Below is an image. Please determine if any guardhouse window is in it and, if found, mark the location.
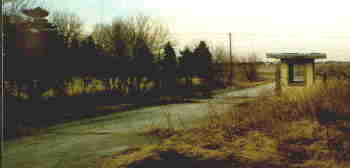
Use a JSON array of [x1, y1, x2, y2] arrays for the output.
[[288, 64, 305, 84]]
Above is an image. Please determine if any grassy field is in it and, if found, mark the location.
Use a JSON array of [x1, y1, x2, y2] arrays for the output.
[[101, 79, 350, 168]]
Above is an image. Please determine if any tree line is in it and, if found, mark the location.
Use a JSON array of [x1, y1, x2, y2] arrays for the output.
[[4, 3, 227, 100], [3, 0, 263, 139]]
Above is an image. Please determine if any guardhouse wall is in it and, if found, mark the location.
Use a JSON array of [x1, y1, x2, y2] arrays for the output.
[[305, 62, 315, 87], [275, 60, 315, 93]]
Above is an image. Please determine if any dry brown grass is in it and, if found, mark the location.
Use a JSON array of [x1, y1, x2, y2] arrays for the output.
[[224, 80, 350, 131], [232, 79, 273, 89], [102, 80, 350, 168]]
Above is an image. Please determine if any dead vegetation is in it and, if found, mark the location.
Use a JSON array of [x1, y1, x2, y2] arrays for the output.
[[101, 79, 350, 168]]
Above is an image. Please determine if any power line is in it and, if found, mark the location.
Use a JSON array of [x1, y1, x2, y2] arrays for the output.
[[229, 32, 233, 82], [170, 32, 228, 35], [168, 32, 350, 39], [100, 0, 104, 24]]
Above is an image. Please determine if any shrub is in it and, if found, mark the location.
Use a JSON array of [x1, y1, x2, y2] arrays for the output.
[[222, 80, 350, 133]]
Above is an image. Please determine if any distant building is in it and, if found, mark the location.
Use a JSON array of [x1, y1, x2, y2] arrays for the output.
[[266, 52, 327, 94]]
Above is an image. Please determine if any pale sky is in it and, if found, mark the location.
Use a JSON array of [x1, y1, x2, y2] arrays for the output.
[[43, 0, 350, 61]]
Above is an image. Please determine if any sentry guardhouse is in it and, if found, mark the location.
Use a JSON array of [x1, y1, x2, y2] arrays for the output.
[[266, 53, 327, 93]]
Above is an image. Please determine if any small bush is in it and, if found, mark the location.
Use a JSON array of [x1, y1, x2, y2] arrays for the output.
[[223, 80, 350, 132]]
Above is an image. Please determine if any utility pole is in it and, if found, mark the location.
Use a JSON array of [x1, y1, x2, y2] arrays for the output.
[[229, 32, 233, 83], [101, 0, 104, 23]]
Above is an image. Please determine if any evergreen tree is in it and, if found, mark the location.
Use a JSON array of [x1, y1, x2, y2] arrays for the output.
[[193, 41, 212, 78], [180, 47, 194, 88], [46, 22, 70, 79], [70, 35, 80, 56], [80, 36, 100, 76], [162, 42, 177, 90], [193, 41, 213, 96], [133, 38, 155, 94], [47, 23, 68, 58], [81, 36, 98, 57]]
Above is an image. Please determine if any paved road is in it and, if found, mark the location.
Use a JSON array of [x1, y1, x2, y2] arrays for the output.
[[215, 83, 274, 98], [3, 83, 274, 168]]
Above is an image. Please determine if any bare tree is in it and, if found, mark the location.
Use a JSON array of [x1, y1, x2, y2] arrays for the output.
[[118, 14, 169, 54], [90, 14, 171, 95], [240, 53, 260, 81], [211, 44, 229, 63], [3, 0, 43, 15], [48, 11, 84, 46], [91, 23, 112, 52], [210, 45, 232, 86], [92, 14, 171, 56]]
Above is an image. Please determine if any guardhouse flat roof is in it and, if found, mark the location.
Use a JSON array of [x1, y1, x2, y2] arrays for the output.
[[266, 52, 327, 59]]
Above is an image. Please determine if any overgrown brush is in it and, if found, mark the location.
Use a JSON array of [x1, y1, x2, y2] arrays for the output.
[[102, 80, 350, 168], [317, 63, 350, 80], [194, 79, 350, 166], [215, 80, 350, 133]]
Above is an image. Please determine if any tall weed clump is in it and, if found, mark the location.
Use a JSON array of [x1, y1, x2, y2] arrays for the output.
[[202, 80, 350, 166], [215, 80, 350, 136], [102, 80, 350, 168]]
